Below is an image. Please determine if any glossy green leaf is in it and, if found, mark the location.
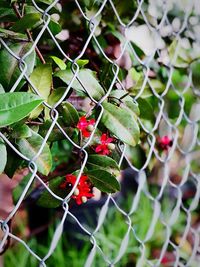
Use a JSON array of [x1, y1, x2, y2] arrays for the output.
[[87, 170, 120, 193], [54, 68, 105, 100], [29, 64, 52, 118], [0, 43, 36, 91], [49, 20, 62, 35], [109, 90, 140, 119], [51, 56, 66, 70], [0, 92, 43, 127], [61, 101, 79, 126], [11, 13, 41, 32], [17, 131, 52, 175], [87, 154, 120, 176], [37, 176, 65, 208], [0, 138, 7, 174], [102, 102, 140, 146]]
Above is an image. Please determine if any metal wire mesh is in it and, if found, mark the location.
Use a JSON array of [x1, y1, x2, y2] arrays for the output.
[[0, 0, 200, 266]]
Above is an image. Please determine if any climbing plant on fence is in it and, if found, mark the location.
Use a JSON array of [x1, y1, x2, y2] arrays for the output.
[[0, 0, 200, 266]]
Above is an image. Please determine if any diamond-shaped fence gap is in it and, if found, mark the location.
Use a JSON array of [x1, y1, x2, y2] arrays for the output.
[[4, 233, 44, 266], [92, 201, 132, 263]]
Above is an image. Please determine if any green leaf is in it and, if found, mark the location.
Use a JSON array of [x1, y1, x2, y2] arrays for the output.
[[0, 42, 36, 91], [0, 28, 27, 41], [102, 102, 140, 146], [44, 87, 66, 120], [54, 68, 105, 100], [35, 0, 55, 4], [191, 61, 200, 89], [0, 138, 7, 174], [0, 7, 16, 22], [49, 19, 62, 35], [11, 13, 41, 32], [61, 101, 79, 126], [109, 90, 140, 120], [39, 119, 71, 142], [0, 92, 43, 127], [37, 176, 65, 208], [76, 59, 89, 67], [87, 154, 120, 176], [12, 173, 33, 204], [86, 170, 120, 193], [17, 131, 52, 175], [29, 64, 52, 118], [4, 146, 23, 178], [51, 56, 66, 70], [137, 98, 154, 121], [11, 124, 32, 139]]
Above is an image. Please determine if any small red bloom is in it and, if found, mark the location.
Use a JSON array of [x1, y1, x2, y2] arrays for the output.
[[60, 174, 94, 205], [77, 116, 95, 138], [95, 133, 114, 155], [157, 135, 173, 151]]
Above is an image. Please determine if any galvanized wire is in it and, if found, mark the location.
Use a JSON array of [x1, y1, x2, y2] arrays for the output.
[[0, 0, 200, 266]]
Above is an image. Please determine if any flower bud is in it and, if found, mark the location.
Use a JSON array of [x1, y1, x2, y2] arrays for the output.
[[86, 125, 94, 132], [74, 188, 80, 196], [107, 143, 115, 150], [81, 196, 87, 203]]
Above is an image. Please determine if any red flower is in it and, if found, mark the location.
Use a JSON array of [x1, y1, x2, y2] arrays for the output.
[[157, 136, 173, 151], [95, 133, 115, 155], [60, 174, 94, 205], [77, 116, 95, 138]]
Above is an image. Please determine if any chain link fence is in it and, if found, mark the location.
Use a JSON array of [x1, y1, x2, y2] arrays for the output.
[[0, 0, 200, 266]]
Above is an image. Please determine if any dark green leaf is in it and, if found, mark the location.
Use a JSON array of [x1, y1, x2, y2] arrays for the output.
[[54, 68, 105, 100], [87, 170, 120, 193], [4, 146, 23, 178], [102, 102, 140, 146], [37, 176, 65, 208], [49, 19, 62, 35], [191, 61, 200, 89], [39, 119, 72, 142], [137, 98, 154, 121], [0, 42, 36, 91], [0, 92, 43, 127], [17, 131, 52, 175], [87, 154, 120, 176], [11, 13, 41, 33], [61, 101, 79, 126], [0, 7, 16, 22], [0, 138, 7, 174]]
